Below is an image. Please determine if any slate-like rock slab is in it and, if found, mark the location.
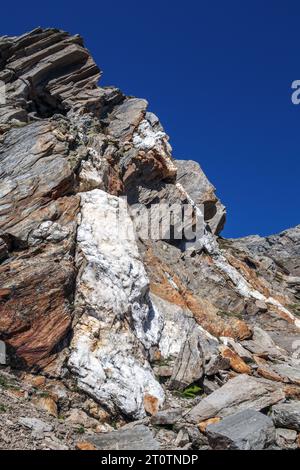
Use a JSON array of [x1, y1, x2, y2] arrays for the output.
[[185, 374, 284, 423], [151, 408, 183, 426], [271, 364, 300, 385], [271, 402, 300, 431], [89, 424, 160, 450], [206, 409, 275, 450]]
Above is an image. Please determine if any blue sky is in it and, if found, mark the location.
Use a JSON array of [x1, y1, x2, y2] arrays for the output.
[[1, 0, 299, 237]]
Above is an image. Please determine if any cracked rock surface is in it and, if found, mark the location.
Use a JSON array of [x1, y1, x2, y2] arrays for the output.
[[0, 28, 299, 450]]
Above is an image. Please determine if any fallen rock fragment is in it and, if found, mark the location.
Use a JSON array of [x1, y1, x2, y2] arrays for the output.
[[185, 374, 285, 423], [32, 396, 58, 417], [275, 428, 298, 449], [242, 327, 287, 359], [144, 394, 159, 416], [175, 159, 226, 235], [88, 424, 160, 450], [150, 408, 183, 426], [220, 337, 254, 363], [271, 402, 300, 431], [270, 364, 300, 385], [220, 346, 252, 374], [198, 417, 221, 433], [254, 356, 284, 382], [206, 409, 275, 450], [76, 441, 97, 451]]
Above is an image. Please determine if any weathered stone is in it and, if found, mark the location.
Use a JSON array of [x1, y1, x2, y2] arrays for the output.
[[18, 417, 53, 436], [271, 402, 300, 431], [150, 408, 183, 426], [230, 225, 300, 277], [89, 424, 160, 450], [68, 190, 164, 419], [1, 28, 300, 452], [43, 437, 69, 451], [185, 374, 285, 423], [33, 397, 58, 417], [275, 428, 298, 449], [206, 409, 275, 450], [150, 293, 220, 390], [198, 417, 221, 433], [270, 364, 300, 385], [220, 346, 252, 374], [257, 365, 284, 382], [65, 409, 100, 431], [168, 329, 205, 390], [174, 429, 190, 448], [220, 337, 254, 363], [242, 326, 287, 359], [202, 378, 220, 394], [144, 394, 159, 416], [176, 160, 226, 235], [205, 354, 231, 376], [0, 28, 102, 122]]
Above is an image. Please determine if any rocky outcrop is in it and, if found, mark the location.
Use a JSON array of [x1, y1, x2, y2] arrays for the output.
[[0, 28, 299, 450], [0, 27, 102, 124], [68, 189, 164, 419], [176, 159, 226, 235]]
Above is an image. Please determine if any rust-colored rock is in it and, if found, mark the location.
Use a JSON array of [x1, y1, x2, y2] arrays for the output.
[[220, 346, 252, 375], [254, 357, 284, 382], [198, 417, 221, 433], [284, 385, 300, 399], [33, 396, 58, 417], [76, 441, 97, 451], [144, 394, 159, 416], [145, 247, 252, 341]]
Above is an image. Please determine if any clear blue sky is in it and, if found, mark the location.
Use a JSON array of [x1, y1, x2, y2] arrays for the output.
[[1, 0, 299, 237]]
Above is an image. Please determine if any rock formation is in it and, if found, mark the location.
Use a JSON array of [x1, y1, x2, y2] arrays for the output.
[[0, 28, 299, 450]]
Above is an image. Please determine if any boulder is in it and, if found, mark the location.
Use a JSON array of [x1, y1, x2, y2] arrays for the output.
[[151, 408, 183, 426], [271, 402, 300, 431], [88, 424, 160, 450], [206, 409, 275, 450], [185, 374, 285, 423]]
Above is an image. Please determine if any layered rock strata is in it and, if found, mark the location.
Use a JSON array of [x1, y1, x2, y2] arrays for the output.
[[0, 29, 299, 450]]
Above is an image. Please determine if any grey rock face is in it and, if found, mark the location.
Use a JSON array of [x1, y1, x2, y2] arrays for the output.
[[176, 159, 226, 235], [242, 326, 286, 359], [206, 409, 275, 450], [271, 402, 300, 431], [229, 225, 300, 276], [185, 374, 285, 423], [0, 27, 102, 124], [89, 424, 160, 450], [151, 293, 220, 390], [226, 226, 300, 309]]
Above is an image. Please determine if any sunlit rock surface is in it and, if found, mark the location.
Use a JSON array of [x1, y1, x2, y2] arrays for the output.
[[0, 28, 299, 449]]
